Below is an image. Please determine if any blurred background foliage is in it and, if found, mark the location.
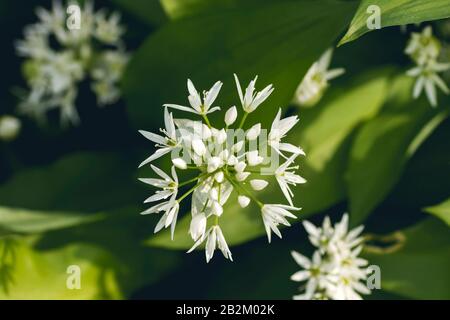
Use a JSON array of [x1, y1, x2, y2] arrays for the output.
[[0, 0, 449, 299]]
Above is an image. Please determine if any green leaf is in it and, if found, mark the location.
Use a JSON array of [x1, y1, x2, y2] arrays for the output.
[[160, 0, 285, 20], [33, 206, 183, 295], [364, 218, 450, 299], [340, 0, 450, 45], [145, 69, 391, 249], [0, 206, 105, 234], [0, 152, 144, 212], [347, 76, 449, 225], [123, 0, 359, 130], [110, 0, 167, 26], [424, 198, 450, 226], [0, 237, 122, 299]]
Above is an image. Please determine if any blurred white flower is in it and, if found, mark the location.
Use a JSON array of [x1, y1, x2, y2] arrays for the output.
[[291, 251, 336, 300], [294, 49, 344, 107], [94, 10, 124, 44], [405, 26, 450, 107], [407, 59, 450, 107], [0, 116, 22, 142], [91, 50, 129, 106], [290, 214, 370, 300], [15, 0, 129, 125], [405, 26, 441, 66], [139, 76, 305, 262]]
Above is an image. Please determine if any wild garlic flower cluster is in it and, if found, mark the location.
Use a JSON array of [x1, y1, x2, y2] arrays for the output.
[[15, 1, 129, 125], [294, 49, 345, 107], [405, 26, 450, 107], [139, 74, 306, 262], [291, 214, 371, 300]]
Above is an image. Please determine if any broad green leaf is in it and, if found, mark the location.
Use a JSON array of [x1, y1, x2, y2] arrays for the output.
[[0, 212, 182, 299], [160, 0, 287, 20], [363, 218, 450, 299], [0, 206, 104, 234], [347, 76, 449, 225], [0, 237, 122, 299], [31, 205, 183, 296], [110, 0, 167, 26], [390, 117, 450, 210], [145, 69, 390, 249], [123, 0, 358, 130], [0, 152, 144, 213], [340, 0, 450, 45], [424, 198, 450, 226]]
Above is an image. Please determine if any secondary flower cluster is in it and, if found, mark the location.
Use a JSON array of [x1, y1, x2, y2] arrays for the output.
[[139, 75, 306, 262], [15, 1, 129, 125], [291, 214, 371, 300], [294, 49, 344, 107], [405, 26, 450, 107]]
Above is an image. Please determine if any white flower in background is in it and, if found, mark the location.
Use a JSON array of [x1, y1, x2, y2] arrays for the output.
[[91, 50, 129, 106], [405, 26, 450, 107], [94, 10, 124, 44], [291, 251, 336, 300], [294, 48, 345, 107], [139, 76, 305, 262], [290, 214, 371, 300], [407, 60, 450, 107], [405, 26, 441, 66], [15, 0, 129, 125], [0, 116, 22, 142]]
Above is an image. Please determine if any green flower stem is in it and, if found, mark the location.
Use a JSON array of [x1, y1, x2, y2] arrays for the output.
[[177, 179, 206, 203], [178, 171, 211, 187], [202, 114, 212, 128], [238, 112, 249, 129], [224, 171, 263, 208]]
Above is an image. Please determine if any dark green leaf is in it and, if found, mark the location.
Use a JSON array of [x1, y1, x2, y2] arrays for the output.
[[123, 0, 358, 130], [0, 152, 144, 213], [364, 218, 450, 299], [110, 0, 167, 26], [0, 206, 105, 234], [347, 76, 449, 225]]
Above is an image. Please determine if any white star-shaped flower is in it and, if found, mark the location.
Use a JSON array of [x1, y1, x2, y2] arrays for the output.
[[139, 107, 180, 167], [165, 79, 222, 116]]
